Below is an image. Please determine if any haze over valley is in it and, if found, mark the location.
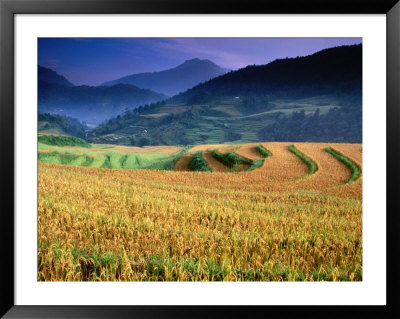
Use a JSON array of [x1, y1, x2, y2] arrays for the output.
[[39, 43, 362, 145]]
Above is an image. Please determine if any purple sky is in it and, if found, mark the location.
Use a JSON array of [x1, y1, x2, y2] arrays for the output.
[[38, 38, 362, 86]]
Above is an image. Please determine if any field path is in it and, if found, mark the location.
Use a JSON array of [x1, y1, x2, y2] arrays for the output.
[[203, 151, 230, 172]]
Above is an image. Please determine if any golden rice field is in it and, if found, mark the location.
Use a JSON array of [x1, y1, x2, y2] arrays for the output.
[[38, 142, 362, 281]]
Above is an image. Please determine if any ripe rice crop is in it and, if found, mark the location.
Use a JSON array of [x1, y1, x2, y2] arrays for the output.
[[38, 142, 362, 281], [202, 151, 230, 172], [329, 143, 362, 165], [235, 143, 267, 160], [174, 155, 193, 171], [288, 144, 318, 178], [325, 147, 362, 184]]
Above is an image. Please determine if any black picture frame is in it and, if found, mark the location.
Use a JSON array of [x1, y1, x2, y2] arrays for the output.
[[1, 0, 399, 318]]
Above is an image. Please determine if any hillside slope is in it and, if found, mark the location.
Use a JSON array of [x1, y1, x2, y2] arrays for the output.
[[171, 44, 361, 103], [38, 81, 167, 126], [88, 45, 362, 146], [38, 66, 74, 87], [38, 113, 89, 137]]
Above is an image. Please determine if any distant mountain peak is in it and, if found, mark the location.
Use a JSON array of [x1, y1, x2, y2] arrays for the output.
[[102, 59, 229, 96], [182, 58, 210, 66], [184, 58, 201, 64]]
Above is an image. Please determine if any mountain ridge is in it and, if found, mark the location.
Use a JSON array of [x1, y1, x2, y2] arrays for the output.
[[170, 44, 362, 103], [38, 65, 75, 87], [102, 58, 230, 96]]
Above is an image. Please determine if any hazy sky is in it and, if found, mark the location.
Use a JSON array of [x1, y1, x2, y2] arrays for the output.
[[38, 38, 362, 86]]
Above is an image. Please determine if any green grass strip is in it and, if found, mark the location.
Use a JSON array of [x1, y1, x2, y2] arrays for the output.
[[109, 153, 123, 169], [288, 144, 318, 178], [119, 154, 128, 168], [69, 156, 87, 167], [39, 146, 192, 171], [38, 151, 62, 164], [101, 155, 112, 168], [81, 156, 95, 167], [248, 158, 265, 171], [189, 152, 213, 172], [122, 154, 140, 169], [89, 155, 106, 168], [210, 150, 253, 171], [256, 144, 273, 158], [324, 147, 362, 184], [38, 151, 82, 165]]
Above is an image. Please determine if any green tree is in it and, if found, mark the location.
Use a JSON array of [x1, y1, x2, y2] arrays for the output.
[[129, 135, 137, 146], [124, 107, 132, 118], [138, 136, 151, 147]]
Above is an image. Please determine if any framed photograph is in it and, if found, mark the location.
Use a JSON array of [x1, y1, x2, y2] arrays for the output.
[[1, 0, 399, 318]]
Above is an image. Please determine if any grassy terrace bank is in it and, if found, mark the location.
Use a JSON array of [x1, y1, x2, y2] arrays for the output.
[[189, 152, 213, 172], [288, 144, 318, 178], [256, 144, 273, 158], [38, 145, 191, 171], [325, 147, 362, 184], [210, 150, 253, 172]]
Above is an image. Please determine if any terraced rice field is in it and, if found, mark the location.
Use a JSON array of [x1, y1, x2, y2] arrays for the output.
[[38, 141, 362, 281], [235, 143, 263, 160], [38, 142, 185, 171], [330, 143, 362, 164], [177, 142, 362, 198], [259, 143, 309, 182]]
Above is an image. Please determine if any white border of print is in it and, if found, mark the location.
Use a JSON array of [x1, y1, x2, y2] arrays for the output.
[[15, 14, 386, 305]]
